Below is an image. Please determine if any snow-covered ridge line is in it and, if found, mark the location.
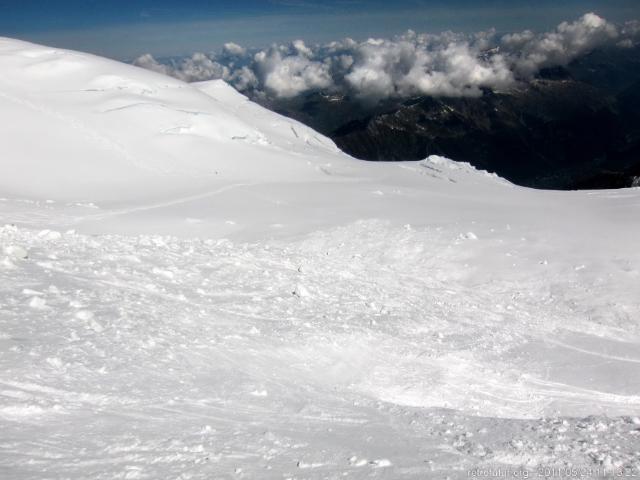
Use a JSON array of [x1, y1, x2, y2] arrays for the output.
[[418, 155, 513, 185], [0, 37, 346, 204], [0, 36, 521, 238]]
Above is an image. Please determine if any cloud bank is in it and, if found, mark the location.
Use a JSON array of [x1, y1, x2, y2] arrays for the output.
[[134, 13, 640, 100]]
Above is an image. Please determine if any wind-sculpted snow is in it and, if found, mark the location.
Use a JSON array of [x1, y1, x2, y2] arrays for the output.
[[1, 218, 640, 478], [1, 38, 640, 478]]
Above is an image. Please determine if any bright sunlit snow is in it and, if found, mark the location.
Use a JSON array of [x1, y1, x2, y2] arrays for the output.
[[1, 38, 639, 478]]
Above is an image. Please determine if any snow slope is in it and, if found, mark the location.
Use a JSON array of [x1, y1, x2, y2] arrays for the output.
[[0, 38, 340, 203], [1, 38, 640, 479]]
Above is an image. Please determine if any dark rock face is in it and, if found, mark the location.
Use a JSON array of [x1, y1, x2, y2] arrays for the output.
[[258, 46, 640, 190], [331, 81, 631, 189]]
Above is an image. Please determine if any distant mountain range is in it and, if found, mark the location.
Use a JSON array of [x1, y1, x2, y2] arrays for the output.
[[259, 46, 640, 190]]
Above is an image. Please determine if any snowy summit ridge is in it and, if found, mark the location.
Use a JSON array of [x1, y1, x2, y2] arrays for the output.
[[0, 37, 340, 203]]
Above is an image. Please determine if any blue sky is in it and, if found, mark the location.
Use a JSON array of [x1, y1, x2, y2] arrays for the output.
[[1, 0, 639, 59]]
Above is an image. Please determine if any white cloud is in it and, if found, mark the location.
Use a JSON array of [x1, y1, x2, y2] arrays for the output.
[[341, 36, 514, 99], [228, 65, 258, 91], [132, 53, 174, 77], [399, 43, 514, 97], [292, 39, 313, 58], [252, 43, 333, 98], [223, 42, 246, 57], [133, 52, 229, 83], [179, 53, 230, 82], [133, 13, 637, 100], [501, 30, 536, 50], [505, 13, 619, 76]]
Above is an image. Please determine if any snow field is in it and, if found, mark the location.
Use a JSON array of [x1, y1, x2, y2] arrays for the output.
[[1, 218, 639, 478]]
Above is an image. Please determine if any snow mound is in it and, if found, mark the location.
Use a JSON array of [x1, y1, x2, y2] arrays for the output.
[[0, 38, 343, 203], [418, 155, 513, 185]]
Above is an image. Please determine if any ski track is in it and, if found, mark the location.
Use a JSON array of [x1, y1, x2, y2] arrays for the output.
[[1, 221, 639, 479], [77, 182, 259, 222]]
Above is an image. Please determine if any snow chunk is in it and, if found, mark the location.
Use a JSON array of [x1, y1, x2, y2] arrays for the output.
[[3, 245, 28, 260], [349, 456, 369, 467], [0, 257, 16, 269], [37, 229, 62, 241], [88, 320, 104, 332], [28, 296, 47, 309], [1, 224, 18, 234], [297, 460, 324, 469], [75, 310, 94, 321], [371, 458, 393, 468], [292, 284, 310, 298], [152, 267, 175, 280], [22, 288, 43, 296], [46, 357, 64, 369], [460, 232, 478, 240]]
